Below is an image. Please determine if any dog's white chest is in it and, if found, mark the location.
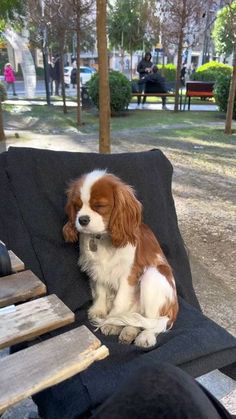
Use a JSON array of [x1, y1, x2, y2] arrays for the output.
[[79, 234, 136, 290]]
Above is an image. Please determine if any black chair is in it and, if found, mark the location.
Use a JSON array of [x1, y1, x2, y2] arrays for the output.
[[0, 147, 235, 419]]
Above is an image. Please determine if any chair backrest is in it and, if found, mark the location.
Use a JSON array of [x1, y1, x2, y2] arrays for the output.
[[0, 148, 200, 312], [186, 81, 214, 93]]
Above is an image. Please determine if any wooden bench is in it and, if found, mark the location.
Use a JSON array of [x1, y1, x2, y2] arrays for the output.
[[183, 81, 215, 110], [131, 92, 182, 110], [0, 247, 109, 415]]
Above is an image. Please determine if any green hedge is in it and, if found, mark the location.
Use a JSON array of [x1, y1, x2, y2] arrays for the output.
[[88, 70, 131, 113], [214, 73, 236, 119], [15, 66, 44, 79], [36, 67, 45, 77], [161, 63, 176, 83], [191, 61, 232, 81], [0, 82, 7, 102]]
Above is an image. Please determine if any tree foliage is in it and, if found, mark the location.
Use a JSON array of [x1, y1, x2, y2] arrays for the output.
[[212, 0, 236, 56], [0, 0, 23, 20], [160, 0, 207, 46], [26, 0, 95, 121], [26, 0, 95, 54], [160, 0, 208, 111], [108, 0, 160, 53]]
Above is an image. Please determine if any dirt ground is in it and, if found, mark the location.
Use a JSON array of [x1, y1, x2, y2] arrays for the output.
[[112, 127, 236, 335]]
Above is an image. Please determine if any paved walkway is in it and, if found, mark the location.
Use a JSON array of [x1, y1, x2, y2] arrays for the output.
[[4, 95, 219, 112], [129, 102, 219, 112]]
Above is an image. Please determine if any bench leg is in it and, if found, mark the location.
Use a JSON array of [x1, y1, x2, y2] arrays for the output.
[[188, 96, 191, 111], [179, 92, 183, 111], [183, 96, 187, 111]]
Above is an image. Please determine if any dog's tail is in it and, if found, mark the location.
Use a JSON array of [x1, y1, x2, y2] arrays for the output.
[[93, 313, 169, 334]]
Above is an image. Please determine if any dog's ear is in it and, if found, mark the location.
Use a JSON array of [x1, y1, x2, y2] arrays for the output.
[[109, 181, 142, 247], [63, 221, 78, 243], [62, 180, 80, 243]]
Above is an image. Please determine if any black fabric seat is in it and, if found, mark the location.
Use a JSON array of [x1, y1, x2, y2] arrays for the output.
[[0, 147, 235, 419]]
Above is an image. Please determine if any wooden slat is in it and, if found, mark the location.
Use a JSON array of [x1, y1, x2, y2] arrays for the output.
[[0, 270, 46, 308], [0, 294, 74, 349], [0, 326, 109, 414], [8, 250, 25, 272]]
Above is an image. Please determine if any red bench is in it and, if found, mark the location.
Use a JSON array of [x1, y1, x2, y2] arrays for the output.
[[184, 81, 214, 110]]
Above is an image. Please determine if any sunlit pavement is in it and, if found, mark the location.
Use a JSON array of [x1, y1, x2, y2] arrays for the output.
[[128, 102, 219, 111]]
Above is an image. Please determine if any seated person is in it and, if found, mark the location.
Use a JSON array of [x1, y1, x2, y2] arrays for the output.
[[139, 65, 169, 110]]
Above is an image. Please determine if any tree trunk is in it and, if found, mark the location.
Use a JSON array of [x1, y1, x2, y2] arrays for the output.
[[96, 0, 111, 153], [59, 32, 67, 115], [225, 48, 236, 134], [0, 101, 5, 141], [76, 12, 82, 125], [130, 51, 133, 80], [120, 47, 125, 73], [59, 51, 67, 114], [174, 29, 184, 112]]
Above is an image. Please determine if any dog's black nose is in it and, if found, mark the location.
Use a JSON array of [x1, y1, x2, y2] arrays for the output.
[[79, 215, 90, 226]]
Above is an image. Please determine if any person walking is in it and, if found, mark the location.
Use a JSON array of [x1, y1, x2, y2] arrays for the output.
[[49, 57, 56, 95], [4, 63, 17, 96], [136, 51, 153, 107], [53, 54, 62, 96], [70, 67, 77, 88], [180, 63, 187, 86]]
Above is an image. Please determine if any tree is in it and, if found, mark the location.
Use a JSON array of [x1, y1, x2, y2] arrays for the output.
[[0, 100, 5, 142], [26, 0, 95, 123], [108, 0, 160, 78], [67, 0, 95, 125], [97, 0, 110, 153], [212, 0, 236, 134], [160, 0, 207, 111], [26, 0, 70, 113], [0, 0, 23, 141]]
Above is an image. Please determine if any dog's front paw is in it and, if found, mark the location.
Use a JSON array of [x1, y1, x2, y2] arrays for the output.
[[88, 306, 107, 321], [101, 324, 123, 336], [134, 330, 156, 348], [119, 326, 140, 344]]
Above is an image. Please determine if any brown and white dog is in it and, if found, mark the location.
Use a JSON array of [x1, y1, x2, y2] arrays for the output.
[[63, 170, 179, 348]]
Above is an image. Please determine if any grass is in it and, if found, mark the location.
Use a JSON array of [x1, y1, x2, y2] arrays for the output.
[[3, 103, 229, 132], [144, 126, 235, 176], [2, 102, 235, 180]]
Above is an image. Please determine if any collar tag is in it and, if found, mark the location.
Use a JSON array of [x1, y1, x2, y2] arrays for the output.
[[89, 236, 99, 252]]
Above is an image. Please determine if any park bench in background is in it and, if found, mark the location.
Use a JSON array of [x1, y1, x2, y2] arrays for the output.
[[131, 80, 183, 110], [184, 81, 215, 110], [0, 244, 109, 415], [131, 92, 183, 109]]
